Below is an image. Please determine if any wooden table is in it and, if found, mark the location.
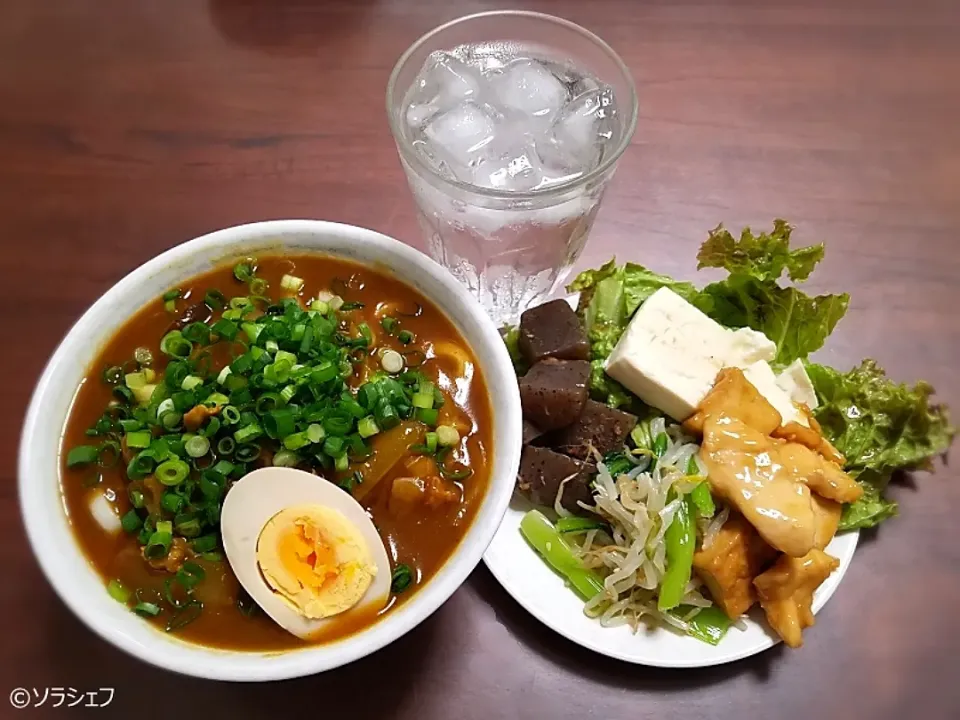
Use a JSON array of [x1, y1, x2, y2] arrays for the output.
[[2, 1, 958, 717]]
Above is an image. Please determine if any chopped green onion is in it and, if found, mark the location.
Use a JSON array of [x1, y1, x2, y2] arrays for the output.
[[161, 493, 184, 514], [334, 454, 349, 472], [107, 579, 130, 603], [144, 530, 173, 559], [133, 602, 161, 617], [180, 375, 203, 391], [323, 435, 346, 457], [125, 431, 152, 449], [249, 278, 268, 296], [307, 424, 326, 443], [120, 510, 142, 533], [165, 599, 203, 632], [233, 260, 255, 283], [66, 445, 99, 468], [192, 535, 218, 553], [204, 289, 226, 310], [216, 436, 236, 455], [156, 459, 190, 486], [381, 316, 399, 334], [436, 425, 460, 447], [221, 405, 241, 425], [185, 435, 210, 458], [283, 431, 311, 451], [273, 449, 300, 467], [414, 407, 438, 427], [162, 289, 182, 302], [280, 274, 304, 292], [234, 422, 263, 444], [159, 330, 193, 359], [412, 392, 434, 410], [425, 432, 438, 453], [391, 564, 413, 593], [357, 416, 380, 439], [211, 318, 239, 341], [311, 299, 330, 315], [263, 409, 296, 439], [398, 330, 415, 345]]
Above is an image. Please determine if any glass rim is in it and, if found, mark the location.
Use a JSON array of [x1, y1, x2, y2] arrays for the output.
[[386, 10, 639, 203]]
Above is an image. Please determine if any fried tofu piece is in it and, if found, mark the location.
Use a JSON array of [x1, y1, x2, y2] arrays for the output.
[[754, 548, 839, 648], [684, 367, 782, 437], [693, 513, 777, 618]]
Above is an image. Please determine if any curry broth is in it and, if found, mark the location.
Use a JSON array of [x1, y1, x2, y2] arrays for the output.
[[60, 255, 493, 651]]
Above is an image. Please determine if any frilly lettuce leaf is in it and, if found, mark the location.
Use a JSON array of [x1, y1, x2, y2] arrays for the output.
[[838, 474, 898, 530], [696, 276, 849, 367], [808, 360, 955, 531], [693, 221, 849, 366], [696, 219, 824, 283], [808, 360, 954, 476]]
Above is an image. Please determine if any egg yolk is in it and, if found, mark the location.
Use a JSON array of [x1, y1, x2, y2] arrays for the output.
[[276, 519, 340, 592], [255, 505, 377, 619]]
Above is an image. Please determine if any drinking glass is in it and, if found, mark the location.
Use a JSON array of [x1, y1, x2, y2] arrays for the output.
[[387, 11, 638, 326]]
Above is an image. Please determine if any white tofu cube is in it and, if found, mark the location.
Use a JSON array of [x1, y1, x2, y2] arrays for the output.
[[604, 287, 737, 420], [728, 327, 777, 365], [740, 360, 807, 426], [776, 359, 819, 410]]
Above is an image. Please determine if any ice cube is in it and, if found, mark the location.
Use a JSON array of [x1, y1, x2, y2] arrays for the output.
[[406, 52, 483, 129], [423, 101, 497, 169], [491, 59, 569, 126], [548, 87, 616, 170], [472, 141, 545, 192]]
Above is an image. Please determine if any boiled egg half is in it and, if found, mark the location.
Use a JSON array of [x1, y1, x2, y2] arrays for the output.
[[221, 467, 391, 640]]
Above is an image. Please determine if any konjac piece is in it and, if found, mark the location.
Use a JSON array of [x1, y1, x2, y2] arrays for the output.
[[517, 299, 590, 364], [517, 445, 595, 514], [519, 358, 590, 431], [753, 548, 840, 648], [693, 513, 777, 618], [548, 400, 638, 460]]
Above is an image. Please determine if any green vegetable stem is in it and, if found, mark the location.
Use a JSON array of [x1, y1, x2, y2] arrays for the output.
[[519, 510, 604, 600], [657, 494, 696, 611]]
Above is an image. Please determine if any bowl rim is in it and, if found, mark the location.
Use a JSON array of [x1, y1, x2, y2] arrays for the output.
[[18, 219, 522, 681]]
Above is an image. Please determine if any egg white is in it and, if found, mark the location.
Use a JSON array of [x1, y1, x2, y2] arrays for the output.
[[221, 467, 391, 640]]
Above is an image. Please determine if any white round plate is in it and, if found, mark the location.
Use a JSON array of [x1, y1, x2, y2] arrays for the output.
[[484, 493, 858, 667]]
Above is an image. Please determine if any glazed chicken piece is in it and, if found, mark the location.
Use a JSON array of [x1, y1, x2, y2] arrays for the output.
[[692, 513, 777, 618], [777, 442, 863, 504], [683, 367, 782, 437], [772, 414, 845, 466], [699, 416, 818, 557], [810, 495, 842, 550], [754, 548, 839, 648], [690, 368, 859, 556]]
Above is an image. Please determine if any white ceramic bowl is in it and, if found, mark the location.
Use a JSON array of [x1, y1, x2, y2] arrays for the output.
[[19, 220, 522, 681]]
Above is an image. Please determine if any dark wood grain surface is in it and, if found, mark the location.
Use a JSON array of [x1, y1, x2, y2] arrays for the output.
[[2, 1, 958, 717]]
